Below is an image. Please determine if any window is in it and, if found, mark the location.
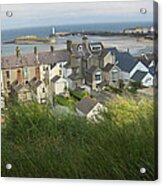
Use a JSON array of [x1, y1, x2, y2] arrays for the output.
[[43, 66, 46, 71], [95, 74, 101, 81], [6, 71, 10, 78], [42, 88, 45, 93], [145, 78, 152, 83], [7, 81, 10, 89], [59, 70, 62, 76], [77, 45, 83, 52], [112, 70, 119, 81], [23, 67, 28, 78]]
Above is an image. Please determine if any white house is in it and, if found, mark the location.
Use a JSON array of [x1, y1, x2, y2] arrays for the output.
[[30, 77, 47, 103], [51, 75, 68, 95], [129, 61, 149, 78], [131, 70, 153, 87], [76, 97, 104, 121]]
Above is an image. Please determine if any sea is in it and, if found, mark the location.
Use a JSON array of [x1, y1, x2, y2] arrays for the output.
[[1, 22, 152, 56]]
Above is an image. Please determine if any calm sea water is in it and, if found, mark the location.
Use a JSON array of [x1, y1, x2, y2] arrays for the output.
[[1, 22, 152, 56]]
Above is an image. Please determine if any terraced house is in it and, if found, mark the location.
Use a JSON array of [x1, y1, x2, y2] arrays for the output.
[[1, 46, 69, 103], [1, 39, 155, 107]]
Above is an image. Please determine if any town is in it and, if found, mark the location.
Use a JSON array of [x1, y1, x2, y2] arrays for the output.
[[1, 37, 157, 120]]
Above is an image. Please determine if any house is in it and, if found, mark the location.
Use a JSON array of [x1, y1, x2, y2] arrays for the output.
[[76, 97, 103, 120], [11, 80, 32, 102], [102, 63, 122, 87], [136, 53, 155, 68], [29, 77, 47, 104], [1, 47, 69, 99], [131, 70, 153, 87], [51, 75, 68, 95], [85, 66, 102, 90], [67, 73, 84, 90]]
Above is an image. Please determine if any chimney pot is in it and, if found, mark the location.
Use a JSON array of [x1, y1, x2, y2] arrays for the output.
[[16, 46, 21, 57], [17, 69, 23, 84], [35, 66, 40, 81], [67, 40, 72, 53], [50, 46, 54, 53], [34, 46, 37, 55]]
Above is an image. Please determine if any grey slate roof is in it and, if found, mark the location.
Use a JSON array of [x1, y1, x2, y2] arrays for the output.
[[51, 75, 60, 83], [136, 54, 154, 67], [1, 54, 38, 69], [1, 50, 69, 69], [100, 47, 137, 73], [38, 50, 69, 65], [149, 66, 155, 76], [71, 43, 91, 59], [68, 73, 82, 80], [116, 52, 138, 73], [76, 97, 98, 115], [12, 80, 30, 93], [102, 63, 114, 72], [131, 71, 148, 82], [107, 47, 119, 55], [86, 65, 98, 74], [30, 77, 42, 87]]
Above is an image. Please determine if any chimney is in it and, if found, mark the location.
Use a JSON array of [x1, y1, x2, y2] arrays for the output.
[[34, 46, 37, 55], [17, 69, 23, 84], [16, 46, 21, 57], [67, 40, 72, 53], [35, 66, 40, 81], [50, 45, 54, 53]]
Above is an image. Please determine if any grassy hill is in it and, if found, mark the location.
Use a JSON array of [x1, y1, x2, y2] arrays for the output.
[[1, 97, 157, 180]]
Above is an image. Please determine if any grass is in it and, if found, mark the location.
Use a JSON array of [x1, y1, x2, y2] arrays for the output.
[[16, 36, 51, 42], [1, 97, 157, 180], [55, 95, 76, 111], [69, 90, 89, 100]]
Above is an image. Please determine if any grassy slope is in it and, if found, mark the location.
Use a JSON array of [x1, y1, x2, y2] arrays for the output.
[[1, 97, 157, 180]]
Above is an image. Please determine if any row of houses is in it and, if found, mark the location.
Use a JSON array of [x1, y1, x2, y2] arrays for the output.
[[1, 39, 156, 109], [123, 26, 155, 35]]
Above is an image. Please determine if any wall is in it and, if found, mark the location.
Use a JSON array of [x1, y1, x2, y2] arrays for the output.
[[142, 73, 153, 87], [87, 103, 103, 121], [103, 52, 115, 67]]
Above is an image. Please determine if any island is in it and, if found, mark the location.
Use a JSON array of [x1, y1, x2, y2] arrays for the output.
[[3, 35, 56, 45]]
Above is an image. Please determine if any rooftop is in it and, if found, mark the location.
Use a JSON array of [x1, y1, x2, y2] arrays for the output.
[[51, 75, 60, 83], [76, 97, 98, 115], [131, 70, 148, 82], [1, 49, 69, 69]]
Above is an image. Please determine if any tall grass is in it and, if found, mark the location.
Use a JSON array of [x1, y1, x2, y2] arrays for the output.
[[1, 97, 157, 180]]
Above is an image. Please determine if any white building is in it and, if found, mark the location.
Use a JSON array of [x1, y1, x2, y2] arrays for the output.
[[51, 75, 68, 95], [76, 97, 104, 121], [131, 70, 153, 87]]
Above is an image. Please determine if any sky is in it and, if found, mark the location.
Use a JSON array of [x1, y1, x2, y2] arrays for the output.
[[1, 1, 153, 30]]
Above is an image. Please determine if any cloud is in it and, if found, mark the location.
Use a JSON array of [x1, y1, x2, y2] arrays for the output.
[[1, 1, 153, 29]]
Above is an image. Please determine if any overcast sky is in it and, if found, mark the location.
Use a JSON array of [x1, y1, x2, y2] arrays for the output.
[[1, 1, 153, 30]]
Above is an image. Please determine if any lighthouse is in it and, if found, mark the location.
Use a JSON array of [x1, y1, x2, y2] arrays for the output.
[[49, 26, 56, 37], [52, 27, 56, 35]]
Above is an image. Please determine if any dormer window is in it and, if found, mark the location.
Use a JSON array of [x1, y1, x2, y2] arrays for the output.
[[77, 45, 83, 52], [90, 43, 102, 52]]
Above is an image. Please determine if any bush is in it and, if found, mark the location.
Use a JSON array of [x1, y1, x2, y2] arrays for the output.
[[55, 95, 75, 111], [69, 90, 84, 100], [1, 98, 157, 180]]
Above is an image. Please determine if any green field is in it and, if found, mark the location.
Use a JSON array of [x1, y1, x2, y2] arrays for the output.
[[1, 97, 157, 180]]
